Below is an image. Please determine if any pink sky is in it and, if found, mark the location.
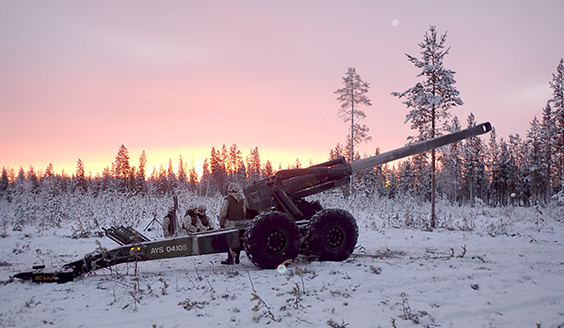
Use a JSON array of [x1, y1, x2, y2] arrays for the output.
[[1, 1, 563, 177]]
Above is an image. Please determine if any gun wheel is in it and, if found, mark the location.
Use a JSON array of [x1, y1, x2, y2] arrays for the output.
[[306, 209, 358, 262], [243, 211, 300, 269]]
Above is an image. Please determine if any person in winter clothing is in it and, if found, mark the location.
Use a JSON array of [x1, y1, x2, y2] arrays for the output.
[[218, 183, 247, 264], [180, 206, 199, 234], [162, 207, 177, 238], [181, 205, 211, 234], [196, 205, 212, 230]]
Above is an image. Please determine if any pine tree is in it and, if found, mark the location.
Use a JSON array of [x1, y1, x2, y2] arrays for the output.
[[177, 156, 188, 189], [44, 163, 54, 178], [75, 158, 87, 193], [0, 167, 9, 197], [156, 164, 168, 195], [391, 25, 463, 228], [461, 113, 487, 205], [27, 166, 40, 194], [227, 144, 246, 185], [247, 147, 261, 184], [114, 145, 131, 192], [396, 160, 416, 196], [334, 67, 373, 168], [437, 116, 463, 204], [487, 128, 503, 205], [525, 116, 549, 204], [209, 147, 227, 194], [540, 102, 555, 201], [509, 134, 528, 205], [549, 58, 564, 194], [262, 160, 274, 179], [188, 159, 199, 192], [329, 143, 345, 160], [497, 139, 516, 205], [200, 158, 211, 196], [134, 150, 147, 194], [167, 159, 178, 192]]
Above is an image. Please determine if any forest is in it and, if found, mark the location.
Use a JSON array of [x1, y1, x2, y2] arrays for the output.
[[0, 100, 563, 231]]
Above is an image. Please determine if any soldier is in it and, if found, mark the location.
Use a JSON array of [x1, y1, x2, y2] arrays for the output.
[[162, 207, 177, 238], [196, 205, 213, 230], [218, 183, 247, 264], [180, 206, 198, 234]]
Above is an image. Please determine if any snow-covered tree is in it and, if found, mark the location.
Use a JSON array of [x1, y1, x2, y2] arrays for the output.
[[75, 158, 87, 193], [227, 144, 246, 186], [209, 147, 226, 194], [334, 67, 372, 165], [246, 147, 261, 184], [133, 150, 147, 194], [200, 159, 212, 196], [391, 25, 463, 227], [508, 134, 527, 205], [262, 160, 274, 179], [114, 145, 131, 192], [461, 114, 487, 205], [540, 102, 555, 201], [437, 116, 463, 204], [486, 128, 503, 205], [525, 116, 549, 204], [1, 167, 10, 198], [188, 158, 199, 192], [167, 159, 178, 192], [396, 160, 416, 196], [329, 143, 345, 160], [549, 58, 564, 194]]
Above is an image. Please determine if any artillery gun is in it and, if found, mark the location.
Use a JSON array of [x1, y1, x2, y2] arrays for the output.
[[14, 122, 491, 283]]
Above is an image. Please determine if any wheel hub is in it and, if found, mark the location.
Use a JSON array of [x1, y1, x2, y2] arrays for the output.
[[266, 230, 287, 254], [326, 226, 345, 248]]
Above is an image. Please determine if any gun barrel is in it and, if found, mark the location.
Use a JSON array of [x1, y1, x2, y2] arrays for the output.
[[349, 122, 492, 173]]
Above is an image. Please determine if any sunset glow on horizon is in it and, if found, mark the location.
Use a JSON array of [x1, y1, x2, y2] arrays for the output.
[[1, 1, 563, 178]]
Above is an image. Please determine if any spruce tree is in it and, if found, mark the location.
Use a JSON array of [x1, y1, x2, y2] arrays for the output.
[[114, 145, 131, 192], [461, 114, 487, 205], [0, 167, 9, 197], [487, 128, 502, 205], [75, 158, 87, 193], [188, 159, 199, 192], [437, 116, 463, 204], [525, 116, 549, 204], [540, 102, 555, 201], [246, 147, 261, 184], [134, 150, 147, 194]]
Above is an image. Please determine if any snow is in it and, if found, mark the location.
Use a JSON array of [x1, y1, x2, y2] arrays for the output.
[[1, 205, 564, 328]]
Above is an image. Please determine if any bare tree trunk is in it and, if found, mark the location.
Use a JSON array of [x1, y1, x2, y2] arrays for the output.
[[431, 148, 436, 228], [431, 105, 437, 229], [350, 95, 355, 193]]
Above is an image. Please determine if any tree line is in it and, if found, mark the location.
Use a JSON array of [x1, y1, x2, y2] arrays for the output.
[[344, 109, 563, 207], [0, 144, 279, 200]]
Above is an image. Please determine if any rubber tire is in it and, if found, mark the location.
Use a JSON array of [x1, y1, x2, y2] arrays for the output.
[[243, 211, 300, 269], [305, 209, 358, 261]]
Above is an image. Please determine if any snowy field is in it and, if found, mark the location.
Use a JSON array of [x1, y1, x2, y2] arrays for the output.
[[1, 199, 563, 328]]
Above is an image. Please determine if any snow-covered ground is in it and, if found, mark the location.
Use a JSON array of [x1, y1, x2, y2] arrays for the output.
[[1, 204, 563, 328]]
